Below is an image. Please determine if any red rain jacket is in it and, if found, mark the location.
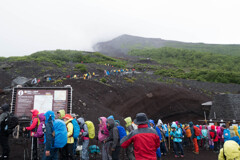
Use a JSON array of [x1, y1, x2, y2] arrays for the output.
[[121, 124, 160, 160]]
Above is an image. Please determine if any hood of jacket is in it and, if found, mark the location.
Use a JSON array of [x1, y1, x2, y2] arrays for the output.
[[171, 123, 177, 129], [157, 119, 163, 127], [189, 122, 193, 127], [199, 125, 202, 130], [99, 117, 107, 127], [38, 113, 45, 122], [107, 118, 115, 130], [57, 110, 65, 119], [211, 125, 215, 130], [124, 117, 132, 128], [1, 104, 10, 112], [234, 126, 238, 131], [107, 115, 114, 120], [77, 117, 85, 126], [31, 109, 39, 119], [223, 140, 240, 159], [44, 111, 55, 123], [149, 119, 155, 128]]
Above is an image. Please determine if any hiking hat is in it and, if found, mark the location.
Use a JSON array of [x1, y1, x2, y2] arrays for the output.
[[134, 113, 149, 125], [63, 114, 73, 120]]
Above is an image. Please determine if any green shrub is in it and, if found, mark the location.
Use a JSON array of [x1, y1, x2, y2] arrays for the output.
[[100, 78, 107, 83], [74, 64, 87, 72]]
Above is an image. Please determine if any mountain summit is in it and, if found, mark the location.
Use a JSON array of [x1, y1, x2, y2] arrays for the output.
[[93, 34, 240, 57]]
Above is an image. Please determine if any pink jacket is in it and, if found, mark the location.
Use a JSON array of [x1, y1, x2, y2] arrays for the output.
[[98, 117, 109, 142]]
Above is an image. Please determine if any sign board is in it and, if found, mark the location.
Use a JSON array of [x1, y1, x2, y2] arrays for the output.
[[11, 87, 72, 118], [219, 123, 226, 127], [209, 123, 214, 126]]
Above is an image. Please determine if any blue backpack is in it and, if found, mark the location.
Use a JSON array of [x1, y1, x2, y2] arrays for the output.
[[117, 126, 127, 140], [53, 119, 67, 148], [71, 119, 80, 139]]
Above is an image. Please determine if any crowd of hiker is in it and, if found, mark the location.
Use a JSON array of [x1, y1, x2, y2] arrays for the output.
[[1, 104, 240, 159]]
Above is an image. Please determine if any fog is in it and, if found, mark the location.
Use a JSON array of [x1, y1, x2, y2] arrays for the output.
[[0, 0, 240, 57]]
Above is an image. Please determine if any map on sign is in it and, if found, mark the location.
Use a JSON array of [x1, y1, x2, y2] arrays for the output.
[[34, 95, 53, 113], [54, 90, 66, 101]]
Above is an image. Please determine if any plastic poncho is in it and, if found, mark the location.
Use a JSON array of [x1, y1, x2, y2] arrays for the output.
[[218, 140, 240, 160]]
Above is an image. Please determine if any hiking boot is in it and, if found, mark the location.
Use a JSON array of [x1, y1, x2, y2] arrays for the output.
[[175, 155, 179, 158], [193, 151, 199, 154], [181, 155, 184, 158]]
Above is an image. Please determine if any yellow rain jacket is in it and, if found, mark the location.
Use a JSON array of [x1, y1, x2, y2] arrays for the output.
[[124, 117, 133, 135], [218, 140, 240, 160], [57, 110, 65, 120], [65, 119, 74, 144], [233, 126, 240, 138]]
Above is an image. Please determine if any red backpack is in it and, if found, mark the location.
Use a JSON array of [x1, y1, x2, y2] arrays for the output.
[[194, 126, 200, 136]]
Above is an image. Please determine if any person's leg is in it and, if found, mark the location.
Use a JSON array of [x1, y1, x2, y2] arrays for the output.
[[62, 144, 68, 160], [33, 137, 38, 160], [112, 146, 121, 160], [67, 144, 74, 160], [193, 138, 199, 153], [214, 142, 218, 152], [82, 140, 89, 160], [173, 142, 179, 157], [39, 143, 45, 160], [0, 134, 10, 159], [178, 142, 184, 156], [101, 142, 108, 160]]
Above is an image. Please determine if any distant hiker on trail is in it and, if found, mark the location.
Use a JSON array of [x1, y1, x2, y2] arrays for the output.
[[0, 104, 10, 160], [44, 111, 60, 160], [97, 117, 111, 160], [33, 113, 45, 160], [24, 109, 39, 160], [57, 110, 65, 120], [121, 113, 160, 160], [105, 118, 121, 160], [230, 126, 236, 138], [156, 119, 167, 156], [63, 114, 74, 160], [222, 125, 231, 142], [184, 124, 192, 148], [201, 125, 209, 150], [77, 117, 89, 160], [189, 121, 199, 154], [124, 117, 135, 160], [71, 113, 79, 157]]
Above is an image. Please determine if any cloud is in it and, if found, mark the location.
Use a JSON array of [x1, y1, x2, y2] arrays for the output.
[[0, 0, 240, 57]]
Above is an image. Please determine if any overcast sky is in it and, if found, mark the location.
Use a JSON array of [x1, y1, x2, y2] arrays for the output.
[[0, 0, 240, 57]]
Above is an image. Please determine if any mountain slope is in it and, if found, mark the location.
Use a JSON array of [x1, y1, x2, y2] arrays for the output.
[[93, 34, 240, 56]]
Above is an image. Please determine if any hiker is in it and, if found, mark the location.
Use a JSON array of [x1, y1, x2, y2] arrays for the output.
[[208, 125, 214, 150], [121, 113, 160, 160], [97, 117, 111, 160], [233, 126, 240, 138], [25, 109, 39, 160], [217, 126, 224, 149], [71, 113, 79, 158], [0, 104, 10, 160], [124, 117, 135, 160], [77, 117, 89, 160], [63, 114, 74, 160], [189, 122, 199, 154], [149, 119, 162, 159], [170, 123, 184, 158], [201, 125, 209, 150], [104, 118, 121, 160], [44, 111, 59, 160], [57, 110, 65, 120], [210, 125, 219, 153], [157, 124, 167, 156], [196, 125, 202, 149], [218, 140, 240, 160], [33, 113, 45, 160], [222, 125, 231, 142], [230, 126, 236, 137], [184, 124, 192, 148]]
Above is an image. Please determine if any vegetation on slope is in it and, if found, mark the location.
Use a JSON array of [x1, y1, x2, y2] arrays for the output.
[[129, 47, 240, 84]]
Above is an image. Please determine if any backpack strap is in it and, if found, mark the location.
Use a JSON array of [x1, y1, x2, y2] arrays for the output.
[[213, 130, 217, 140]]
